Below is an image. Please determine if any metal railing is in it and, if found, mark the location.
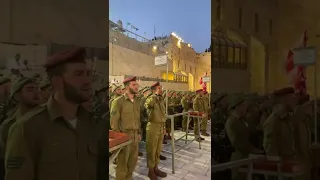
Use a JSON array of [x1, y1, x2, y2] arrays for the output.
[[164, 111, 204, 174], [212, 156, 256, 180], [212, 154, 305, 180]]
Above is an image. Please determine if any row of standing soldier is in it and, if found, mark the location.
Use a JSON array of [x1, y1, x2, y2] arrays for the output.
[[108, 83, 211, 141], [108, 80, 211, 180], [211, 87, 317, 180]]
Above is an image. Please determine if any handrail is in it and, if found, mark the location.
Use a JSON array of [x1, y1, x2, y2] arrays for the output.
[[166, 111, 201, 119], [212, 156, 260, 172], [164, 111, 203, 174]]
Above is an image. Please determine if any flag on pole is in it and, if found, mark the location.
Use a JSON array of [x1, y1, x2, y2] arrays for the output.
[[199, 72, 207, 92], [285, 30, 307, 94]]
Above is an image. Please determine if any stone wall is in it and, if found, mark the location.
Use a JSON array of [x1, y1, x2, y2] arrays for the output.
[[0, 0, 108, 47]]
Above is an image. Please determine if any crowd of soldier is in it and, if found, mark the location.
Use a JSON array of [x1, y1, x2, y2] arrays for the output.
[[211, 87, 317, 180], [108, 79, 211, 180], [0, 48, 109, 180]]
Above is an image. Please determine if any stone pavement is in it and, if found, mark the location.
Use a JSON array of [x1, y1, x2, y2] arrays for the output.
[[109, 121, 211, 180]]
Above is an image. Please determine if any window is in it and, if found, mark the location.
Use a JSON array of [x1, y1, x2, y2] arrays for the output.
[[269, 19, 273, 35], [238, 8, 242, 28], [254, 13, 259, 32], [216, 0, 222, 20]]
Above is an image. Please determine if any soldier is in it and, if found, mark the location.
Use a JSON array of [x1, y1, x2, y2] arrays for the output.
[[140, 87, 151, 141], [110, 76, 141, 180], [181, 92, 191, 132], [201, 91, 210, 136], [259, 96, 274, 126], [244, 95, 264, 149], [165, 90, 175, 141], [0, 77, 11, 124], [173, 91, 183, 129], [225, 96, 264, 180], [109, 84, 122, 109], [293, 94, 313, 180], [0, 77, 40, 149], [0, 76, 11, 179], [4, 48, 103, 180], [193, 89, 206, 141], [93, 85, 109, 128], [263, 87, 297, 160], [0, 77, 40, 180], [38, 78, 52, 104], [145, 82, 167, 179]]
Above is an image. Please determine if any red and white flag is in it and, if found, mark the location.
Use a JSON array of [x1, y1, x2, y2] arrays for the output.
[[285, 30, 308, 94], [199, 72, 208, 92]]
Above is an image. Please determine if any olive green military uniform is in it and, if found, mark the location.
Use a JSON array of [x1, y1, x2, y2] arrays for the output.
[[201, 95, 209, 134], [166, 93, 175, 134], [181, 94, 191, 131], [110, 93, 140, 180], [109, 84, 121, 110], [5, 97, 100, 180], [0, 77, 38, 148], [145, 94, 166, 169], [0, 76, 11, 124], [293, 104, 312, 180], [225, 97, 255, 180], [172, 92, 182, 128], [263, 104, 296, 159], [140, 88, 151, 142], [259, 99, 274, 126], [193, 94, 205, 135]]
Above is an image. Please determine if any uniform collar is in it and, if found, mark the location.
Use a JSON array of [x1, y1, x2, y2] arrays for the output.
[[123, 93, 138, 101], [47, 96, 87, 121]]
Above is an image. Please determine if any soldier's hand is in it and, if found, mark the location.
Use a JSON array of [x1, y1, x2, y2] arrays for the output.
[[138, 135, 141, 142], [202, 113, 207, 118]]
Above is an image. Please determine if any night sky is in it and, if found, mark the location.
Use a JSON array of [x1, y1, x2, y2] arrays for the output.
[[110, 0, 211, 53]]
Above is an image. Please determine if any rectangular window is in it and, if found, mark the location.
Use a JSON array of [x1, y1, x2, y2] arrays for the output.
[[269, 19, 273, 35], [254, 13, 259, 32], [238, 8, 242, 28]]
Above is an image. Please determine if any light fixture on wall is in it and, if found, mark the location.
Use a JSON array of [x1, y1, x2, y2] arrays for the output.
[[153, 46, 157, 50]]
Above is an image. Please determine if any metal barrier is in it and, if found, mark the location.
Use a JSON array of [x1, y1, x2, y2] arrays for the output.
[[164, 111, 204, 174], [212, 154, 305, 180], [212, 156, 257, 180]]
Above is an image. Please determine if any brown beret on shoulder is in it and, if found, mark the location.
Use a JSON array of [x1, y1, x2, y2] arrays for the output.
[[123, 76, 137, 84], [45, 48, 86, 69], [272, 87, 294, 96], [196, 89, 203, 93], [150, 82, 160, 88]]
